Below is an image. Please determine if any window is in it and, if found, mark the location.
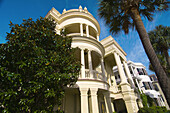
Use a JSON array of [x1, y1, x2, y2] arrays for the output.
[[148, 82, 154, 90], [142, 69, 147, 75], [143, 82, 152, 90], [150, 76, 157, 81], [153, 84, 159, 91], [137, 68, 144, 75], [160, 95, 165, 102]]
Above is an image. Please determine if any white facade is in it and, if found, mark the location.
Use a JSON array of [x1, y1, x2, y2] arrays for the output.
[[46, 6, 140, 113], [115, 61, 168, 109], [150, 74, 170, 110]]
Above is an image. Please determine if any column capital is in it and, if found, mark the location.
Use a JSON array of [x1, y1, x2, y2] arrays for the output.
[[80, 88, 89, 95], [87, 49, 92, 52], [80, 48, 85, 51], [90, 88, 98, 95]]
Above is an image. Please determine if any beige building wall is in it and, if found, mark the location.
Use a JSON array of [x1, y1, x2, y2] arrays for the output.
[[46, 6, 140, 113]]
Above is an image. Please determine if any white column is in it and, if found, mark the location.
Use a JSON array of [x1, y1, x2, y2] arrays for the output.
[[80, 88, 89, 113], [101, 58, 106, 81], [97, 34, 99, 41], [88, 50, 93, 78], [111, 102, 115, 112], [113, 52, 128, 84], [86, 25, 89, 37], [80, 23, 83, 36], [90, 88, 99, 113], [104, 92, 113, 113], [135, 79, 141, 92], [81, 49, 85, 78], [130, 65, 135, 76], [123, 61, 135, 86]]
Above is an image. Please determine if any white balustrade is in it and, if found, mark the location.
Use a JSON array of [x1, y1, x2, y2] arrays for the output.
[[80, 69, 105, 81]]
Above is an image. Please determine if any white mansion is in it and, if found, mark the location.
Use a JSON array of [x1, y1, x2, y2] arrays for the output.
[[45, 6, 169, 113]]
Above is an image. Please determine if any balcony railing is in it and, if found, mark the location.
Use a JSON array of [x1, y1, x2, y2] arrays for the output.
[[67, 33, 97, 40], [79, 69, 106, 81]]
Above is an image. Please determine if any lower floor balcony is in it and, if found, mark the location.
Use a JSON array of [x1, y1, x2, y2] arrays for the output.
[[79, 69, 106, 82]]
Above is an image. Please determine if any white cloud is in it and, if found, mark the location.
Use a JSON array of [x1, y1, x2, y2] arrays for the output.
[[127, 40, 148, 62], [127, 39, 154, 75]]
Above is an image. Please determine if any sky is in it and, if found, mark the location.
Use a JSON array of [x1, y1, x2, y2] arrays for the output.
[[0, 0, 170, 75]]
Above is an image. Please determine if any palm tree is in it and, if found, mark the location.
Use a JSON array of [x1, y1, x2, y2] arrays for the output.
[[149, 25, 170, 77], [149, 54, 170, 77], [98, 0, 170, 105], [149, 25, 170, 67]]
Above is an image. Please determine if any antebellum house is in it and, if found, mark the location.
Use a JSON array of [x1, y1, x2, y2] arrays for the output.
[[113, 61, 169, 110], [150, 74, 170, 110], [45, 6, 148, 113]]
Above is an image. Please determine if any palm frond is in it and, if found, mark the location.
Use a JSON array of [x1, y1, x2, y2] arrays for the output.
[[98, 0, 169, 34]]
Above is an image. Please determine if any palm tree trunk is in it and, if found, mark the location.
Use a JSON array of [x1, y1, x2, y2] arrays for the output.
[[163, 49, 170, 67], [130, 7, 170, 106]]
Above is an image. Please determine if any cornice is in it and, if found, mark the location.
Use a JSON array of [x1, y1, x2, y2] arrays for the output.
[[101, 35, 127, 56], [45, 7, 100, 34]]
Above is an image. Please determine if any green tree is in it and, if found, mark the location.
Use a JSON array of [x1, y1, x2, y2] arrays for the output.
[[139, 93, 169, 113], [0, 17, 80, 112], [149, 54, 170, 76], [148, 25, 170, 76], [98, 0, 170, 105]]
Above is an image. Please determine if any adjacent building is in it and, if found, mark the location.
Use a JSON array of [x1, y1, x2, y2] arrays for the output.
[[113, 61, 169, 110], [45, 6, 169, 113], [150, 74, 170, 109]]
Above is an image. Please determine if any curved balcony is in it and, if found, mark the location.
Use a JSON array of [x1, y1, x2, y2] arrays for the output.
[[79, 69, 106, 82], [67, 33, 97, 40]]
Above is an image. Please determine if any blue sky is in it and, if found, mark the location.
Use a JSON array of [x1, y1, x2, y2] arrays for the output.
[[0, 0, 170, 75]]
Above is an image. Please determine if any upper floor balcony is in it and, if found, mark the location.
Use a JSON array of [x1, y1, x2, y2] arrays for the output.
[[62, 23, 99, 41]]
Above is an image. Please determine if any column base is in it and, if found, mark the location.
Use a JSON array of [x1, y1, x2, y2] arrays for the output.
[[123, 91, 139, 113], [120, 82, 131, 92]]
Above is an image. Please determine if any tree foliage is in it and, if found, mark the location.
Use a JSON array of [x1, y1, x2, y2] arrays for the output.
[[0, 17, 80, 112], [148, 25, 170, 76], [138, 106, 169, 113], [139, 93, 170, 113]]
